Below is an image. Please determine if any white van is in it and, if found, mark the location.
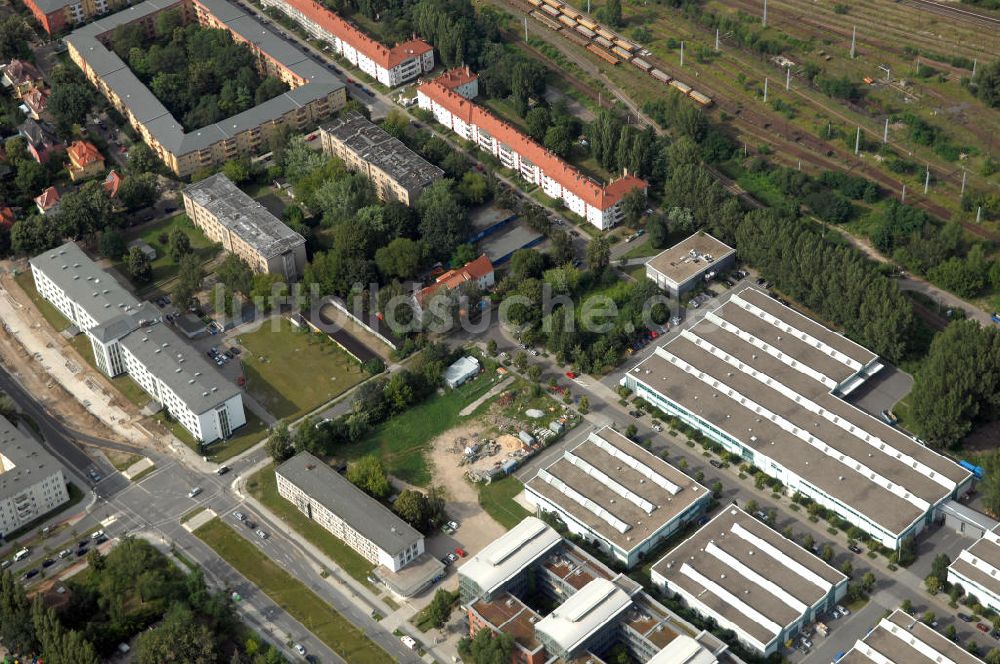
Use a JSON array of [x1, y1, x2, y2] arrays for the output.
[[13, 548, 29, 562]]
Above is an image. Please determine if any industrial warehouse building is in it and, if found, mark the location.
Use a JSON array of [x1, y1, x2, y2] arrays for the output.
[[459, 517, 729, 664], [417, 68, 646, 230], [65, 0, 346, 177], [0, 415, 70, 538], [838, 609, 987, 664], [257, 0, 433, 87], [319, 111, 443, 205], [645, 232, 736, 297], [276, 452, 443, 596], [651, 507, 848, 656], [182, 173, 307, 281], [524, 426, 711, 568], [947, 524, 1000, 612], [621, 287, 973, 551], [30, 242, 246, 443]]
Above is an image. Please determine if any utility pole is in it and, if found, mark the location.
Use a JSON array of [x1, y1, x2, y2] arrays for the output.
[[883, 118, 889, 143], [973, 58, 977, 77], [961, 169, 967, 195], [587, 0, 591, 12], [797, 159, 801, 171], [763, 77, 768, 103], [785, 67, 790, 90], [924, 165, 930, 194], [978, 206, 983, 223], [763, 0, 767, 26], [715, 28, 720, 51], [680, 41, 684, 67], [524, 17, 528, 42], [855, 126, 861, 155], [744, 142, 747, 157], [850, 26, 856, 58], [901, 183, 906, 203]]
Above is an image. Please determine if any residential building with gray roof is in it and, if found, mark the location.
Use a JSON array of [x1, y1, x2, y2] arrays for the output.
[[0, 415, 69, 538]]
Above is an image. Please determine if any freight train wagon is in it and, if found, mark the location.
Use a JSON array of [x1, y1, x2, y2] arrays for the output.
[[560, 5, 581, 18], [594, 35, 614, 49], [613, 38, 637, 53], [632, 58, 652, 72], [650, 68, 671, 83], [527, 0, 544, 6], [689, 90, 713, 106], [541, 3, 561, 17], [669, 79, 692, 94], [531, 10, 563, 29], [612, 45, 633, 60], [595, 27, 616, 41], [575, 24, 596, 38], [577, 17, 598, 29], [586, 43, 619, 64], [558, 14, 577, 27]]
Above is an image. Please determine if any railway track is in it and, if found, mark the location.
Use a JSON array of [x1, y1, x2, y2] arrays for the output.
[[903, 0, 1000, 28]]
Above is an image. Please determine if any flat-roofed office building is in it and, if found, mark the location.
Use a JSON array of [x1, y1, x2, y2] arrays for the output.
[[525, 426, 710, 568], [621, 287, 972, 550], [645, 232, 736, 297], [460, 517, 730, 664], [651, 507, 847, 656], [319, 111, 442, 205], [0, 415, 69, 538], [948, 524, 1000, 612], [183, 173, 306, 281], [838, 609, 986, 664]]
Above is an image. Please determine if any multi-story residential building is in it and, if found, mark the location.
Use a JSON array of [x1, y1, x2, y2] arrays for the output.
[[650, 507, 848, 656], [433, 65, 479, 99], [319, 111, 443, 205], [417, 69, 646, 230], [645, 232, 736, 297], [257, 0, 433, 88], [414, 254, 495, 311], [622, 287, 973, 550], [20, 0, 131, 35], [0, 415, 70, 539], [66, 140, 105, 181], [524, 426, 711, 569], [838, 609, 987, 664], [182, 173, 306, 281], [65, 0, 346, 177], [947, 524, 1000, 612], [460, 517, 733, 664], [276, 452, 444, 596], [29, 242, 246, 443]]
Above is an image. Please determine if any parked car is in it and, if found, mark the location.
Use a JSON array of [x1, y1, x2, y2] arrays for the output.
[[454, 548, 467, 557], [977, 623, 991, 633], [401, 636, 417, 650], [565, 371, 578, 379], [58, 549, 71, 559], [447, 521, 459, 531], [446, 552, 458, 563], [836, 605, 850, 618], [709, 459, 724, 468], [959, 613, 974, 622], [848, 544, 863, 554], [23, 569, 39, 580], [41, 559, 55, 568]]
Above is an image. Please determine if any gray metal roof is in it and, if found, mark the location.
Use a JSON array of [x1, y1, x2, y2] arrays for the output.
[[276, 452, 422, 556], [321, 112, 444, 193], [65, 0, 345, 157], [118, 322, 240, 414], [89, 301, 161, 343], [183, 173, 305, 259], [29, 241, 144, 328], [0, 415, 66, 502]]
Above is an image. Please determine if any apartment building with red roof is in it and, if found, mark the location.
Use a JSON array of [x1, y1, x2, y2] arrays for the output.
[[417, 70, 646, 230], [259, 0, 433, 88]]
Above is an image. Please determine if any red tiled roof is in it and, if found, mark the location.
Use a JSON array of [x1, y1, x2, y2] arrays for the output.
[[281, 0, 432, 69], [67, 140, 103, 167], [435, 66, 478, 91], [35, 186, 59, 210], [22, 87, 47, 113], [418, 77, 646, 211], [417, 254, 494, 305], [0, 207, 14, 229], [103, 169, 123, 198]]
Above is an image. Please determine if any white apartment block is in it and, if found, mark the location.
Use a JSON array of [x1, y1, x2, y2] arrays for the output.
[[258, 0, 433, 87], [948, 524, 1000, 612], [417, 71, 646, 230], [276, 452, 424, 572], [651, 507, 848, 656], [621, 287, 973, 550], [0, 415, 69, 538], [838, 609, 987, 664], [29, 242, 246, 444], [524, 427, 711, 569]]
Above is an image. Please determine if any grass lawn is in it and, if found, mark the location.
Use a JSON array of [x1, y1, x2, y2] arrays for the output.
[[194, 518, 392, 664], [68, 333, 153, 408], [115, 214, 220, 290], [161, 409, 268, 462], [620, 239, 657, 261], [179, 506, 207, 524], [14, 270, 69, 331], [240, 318, 366, 420], [246, 463, 375, 585], [341, 374, 501, 486], [478, 476, 531, 530]]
